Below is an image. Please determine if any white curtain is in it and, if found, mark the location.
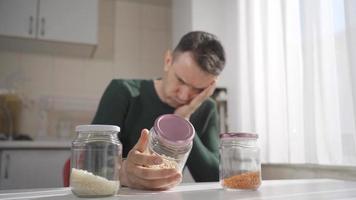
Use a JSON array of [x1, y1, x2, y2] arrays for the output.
[[234, 0, 356, 165]]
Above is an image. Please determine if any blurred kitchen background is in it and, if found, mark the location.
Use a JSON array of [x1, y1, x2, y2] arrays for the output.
[[0, 0, 231, 189], [0, 0, 173, 141], [1, 0, 356, 190], [0, 0, 229, 142]]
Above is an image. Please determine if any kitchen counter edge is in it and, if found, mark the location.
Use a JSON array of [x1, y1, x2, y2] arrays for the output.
[[0, 141, 71, 149]]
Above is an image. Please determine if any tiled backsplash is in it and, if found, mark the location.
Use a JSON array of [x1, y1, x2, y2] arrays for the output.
[[36, 96, 99, 140]]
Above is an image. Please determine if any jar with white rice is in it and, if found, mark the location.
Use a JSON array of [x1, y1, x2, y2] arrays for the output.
[[70, 125, 122, 197]]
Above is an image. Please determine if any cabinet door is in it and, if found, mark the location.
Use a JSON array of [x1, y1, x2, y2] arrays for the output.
[[38, 0, 98, 44], [0, 0, 38, 38], [0, 149, 70, 189]]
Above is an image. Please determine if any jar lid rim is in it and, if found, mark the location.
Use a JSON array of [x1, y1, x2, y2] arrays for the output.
[[75, 125, 120, 132], [220, 132, 258, 139], [154, 114, 195, 146]]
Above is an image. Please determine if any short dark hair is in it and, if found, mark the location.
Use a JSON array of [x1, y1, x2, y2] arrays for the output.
[[173, 31, 226, 76]]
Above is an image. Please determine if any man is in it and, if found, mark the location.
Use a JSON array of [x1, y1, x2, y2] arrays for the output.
[[92, 31, 226, 190]]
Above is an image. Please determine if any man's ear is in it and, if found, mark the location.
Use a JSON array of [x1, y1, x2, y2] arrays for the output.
[[164, 50, 173, 72]]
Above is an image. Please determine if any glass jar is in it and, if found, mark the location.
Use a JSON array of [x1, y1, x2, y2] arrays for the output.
[[147, 114, 195, 172], [70, 125, 122, 197], [219, 132, 261, 190]]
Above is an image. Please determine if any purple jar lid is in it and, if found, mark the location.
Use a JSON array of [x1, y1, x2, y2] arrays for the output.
[[154, 114, 195, 147], [220, 132, 258, 139]]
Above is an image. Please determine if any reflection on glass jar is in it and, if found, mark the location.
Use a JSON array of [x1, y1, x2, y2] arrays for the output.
[[219, 132, 261, 190], [70, 125, 122, 197]]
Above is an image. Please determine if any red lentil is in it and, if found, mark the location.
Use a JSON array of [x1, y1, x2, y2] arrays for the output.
[[222, 171, 261, 190]]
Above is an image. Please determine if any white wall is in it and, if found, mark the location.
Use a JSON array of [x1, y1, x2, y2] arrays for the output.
[[191, 0, 225, 38], [345, 0, 356, 132], [172, 0, 192, 47]]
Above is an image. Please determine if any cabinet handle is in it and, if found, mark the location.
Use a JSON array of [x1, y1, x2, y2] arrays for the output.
[[29, 16, 34, 35], [4, 154, 10, 179], [40, 17, 46, 36]]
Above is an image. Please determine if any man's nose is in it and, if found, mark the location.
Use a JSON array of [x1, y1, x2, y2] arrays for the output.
[[178, 85, 192, 101]]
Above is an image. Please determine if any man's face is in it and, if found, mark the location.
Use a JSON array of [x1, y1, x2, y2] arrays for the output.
[[161, 51, 217, 108]]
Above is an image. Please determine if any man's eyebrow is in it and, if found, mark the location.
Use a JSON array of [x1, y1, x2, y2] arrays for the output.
[[175, 73, 206, 91]]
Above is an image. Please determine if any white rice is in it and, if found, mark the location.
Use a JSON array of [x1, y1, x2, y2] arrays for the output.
[[70, 168, 119, 196]]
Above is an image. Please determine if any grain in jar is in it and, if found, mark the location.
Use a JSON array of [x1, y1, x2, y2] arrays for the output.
[[219, 132, 261, 190], [70, 125, 122, 197]]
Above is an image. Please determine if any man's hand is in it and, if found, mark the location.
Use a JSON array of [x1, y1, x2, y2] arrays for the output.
[[119, 129, 182, 190], [174, 81, 216, 119]]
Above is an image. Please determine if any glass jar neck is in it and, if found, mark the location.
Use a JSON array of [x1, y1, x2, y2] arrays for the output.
[[76, 131, 119, 144], [221, 138, 258, 148]]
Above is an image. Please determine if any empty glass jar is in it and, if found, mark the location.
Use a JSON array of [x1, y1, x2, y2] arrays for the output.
[[219, 132, 261, 190], [70, 125, 122, 197], [147, 114, 195, 172]]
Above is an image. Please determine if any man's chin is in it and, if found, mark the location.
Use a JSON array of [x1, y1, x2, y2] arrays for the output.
[[167, 99, 186, 108], [170, 102, 182, 108]]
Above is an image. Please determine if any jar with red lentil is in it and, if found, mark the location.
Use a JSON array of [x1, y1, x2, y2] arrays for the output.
[[219, 132, 261, 190]]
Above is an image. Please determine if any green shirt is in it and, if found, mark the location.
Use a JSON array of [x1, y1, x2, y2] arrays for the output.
[[92, 79, 220, 181]]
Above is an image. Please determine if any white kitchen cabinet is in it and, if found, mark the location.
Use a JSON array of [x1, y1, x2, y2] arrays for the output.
[[0, 149, 71, 189], [0, 0, 38, 39], [0, 0, 98, 45], [38, 0, 97, 44]]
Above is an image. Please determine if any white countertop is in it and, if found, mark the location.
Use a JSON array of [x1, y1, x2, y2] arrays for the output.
[[1, 179, 356, 200], [0, 141, 71, 149]]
